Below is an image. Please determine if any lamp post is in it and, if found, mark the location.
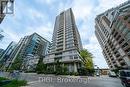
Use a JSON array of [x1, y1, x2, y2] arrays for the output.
[[94, 65, 100, 76]]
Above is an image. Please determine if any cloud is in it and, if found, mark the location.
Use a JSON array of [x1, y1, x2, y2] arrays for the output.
[[56, 0, 94, 21], [56, 0, 127, 68], [27, 8, 45, 21], [25, 22, 53, 41], [35, 0, 56, 5], [0, 0, 127, 68], [72, 0, 94, 21], [95, 0, 128, 14], [0, 0, 49, 48], [0, 27, 20, 49]]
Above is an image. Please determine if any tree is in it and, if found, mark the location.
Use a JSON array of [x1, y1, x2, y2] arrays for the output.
[[35, 57, 47, 74], [55, 60, 62, 75], [80, 49, 94, 75], [54, 60, 69, 75], [10, 55, 23, 71], [62, 65, 68, 75]]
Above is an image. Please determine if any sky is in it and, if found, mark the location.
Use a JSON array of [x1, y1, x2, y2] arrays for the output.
[[0, 0, 128, 68]]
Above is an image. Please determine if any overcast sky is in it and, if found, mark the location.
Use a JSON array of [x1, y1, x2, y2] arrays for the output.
[[0, 0, 128, 68]]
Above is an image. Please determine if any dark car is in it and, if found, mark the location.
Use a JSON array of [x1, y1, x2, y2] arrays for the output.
[[119, 70, 130, 87]]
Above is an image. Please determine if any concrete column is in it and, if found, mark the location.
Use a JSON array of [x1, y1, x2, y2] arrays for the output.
[[62, 63, 64, 67], [74, 62, 77, 72]]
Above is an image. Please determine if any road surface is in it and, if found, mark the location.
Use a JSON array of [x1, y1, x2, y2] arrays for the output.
[[21, 74, 124, 87]]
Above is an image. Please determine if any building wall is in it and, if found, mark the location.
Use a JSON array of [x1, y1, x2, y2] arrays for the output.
[[2, 33, 50, 71], [44, 8, 83, 73], [0, 49, 4, 58], [0, 41, 16, 69], [95, 1, 130, 69]]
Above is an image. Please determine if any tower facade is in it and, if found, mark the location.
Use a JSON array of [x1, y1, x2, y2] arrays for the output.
[[95, 1, 130, 69], [1, 33, 50, 71], [0, 41, 16, 69], [44, 8, 83, 72]]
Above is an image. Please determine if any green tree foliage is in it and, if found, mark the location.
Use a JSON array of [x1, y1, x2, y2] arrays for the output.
[[55, 60, 63, 75], [10, 55, 23, 71], [46, 65, 55, 74], [54, 60, 68, 75], [80, 49, 94, 69], [35, 57, 47, 74], [80, 49, 94, 75]]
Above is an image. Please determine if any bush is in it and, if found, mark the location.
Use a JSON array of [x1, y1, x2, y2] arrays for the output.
[[78, 67, 94, 76], [0, 77, 8, 81], [74, 72, 79, 76], [124, 16, 128, 20], [3, 80, 27, 87], [0, 77, 27, 87], [35, 58, 47, 74]]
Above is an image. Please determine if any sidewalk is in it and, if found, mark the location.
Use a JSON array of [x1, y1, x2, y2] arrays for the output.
[[21, 81, 54, 87]]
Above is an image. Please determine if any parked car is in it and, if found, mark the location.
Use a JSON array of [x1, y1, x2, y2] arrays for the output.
[[96, 73, 100, 76], [119, 70, 130, 87], [108, 71, 117, 77]]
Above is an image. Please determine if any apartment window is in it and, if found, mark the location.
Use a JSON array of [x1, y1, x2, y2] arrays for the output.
[[69, 56, 73, 59], [110, 66, 113, 68], [117, 20, 122, 28], [116, 54, 120, 58], [118, 48, 125, 56], [66, 35, 73, 39], [122, 43, 128, 48], [113, 61, 116, 64], [114, 51, 117, 54], [116, 35, 121, 41], [66, 44, 74, 48], [114, 32, 118, 37], [126, 32, 130, 39], [112, 47, 115, 51], [120, 62, 126, 66], [66, 40, 74, 44], [112, 29, 115, 35], [69, 51, 73, 53], [111, 11, 114, 15], [125, 48, 130, 53], [119, 39, 124, 44], [118, 58, 123, 62], [57, 41, 63, 44], [122, 27, 130, 35], [119, 24, 124, 31], [74, 55, 78, 59], [102, 16, 110, 26]]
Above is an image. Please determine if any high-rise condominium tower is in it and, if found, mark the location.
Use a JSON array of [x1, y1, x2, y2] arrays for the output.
[[95, 1, 130, 69], [1, 33, 50, 71], [44, 8, 83, 72]]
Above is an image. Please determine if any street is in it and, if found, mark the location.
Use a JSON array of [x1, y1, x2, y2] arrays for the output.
[[0, 72, 124, 87], [19, 74, 124, 87]]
